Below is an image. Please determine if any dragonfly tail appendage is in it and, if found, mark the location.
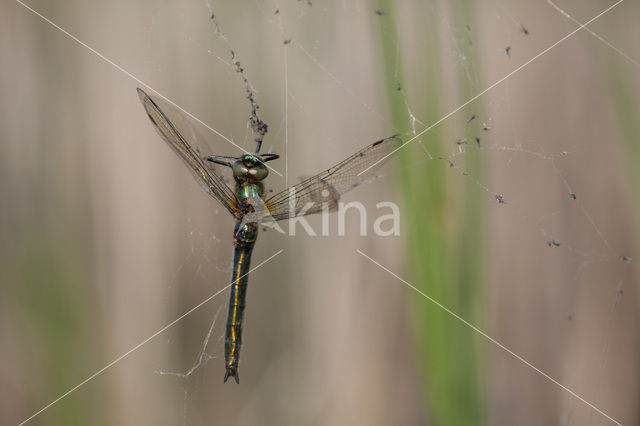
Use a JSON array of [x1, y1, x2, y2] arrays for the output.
[[224, 366, 240, 384]]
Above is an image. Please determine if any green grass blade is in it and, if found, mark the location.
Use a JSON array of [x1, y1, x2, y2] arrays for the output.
[[375, 2, 487, 424]]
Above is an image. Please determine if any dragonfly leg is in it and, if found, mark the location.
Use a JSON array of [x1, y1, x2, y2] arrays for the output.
[[207, 155, 234, 168]]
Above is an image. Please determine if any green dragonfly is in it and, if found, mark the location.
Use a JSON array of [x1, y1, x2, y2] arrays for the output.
[[137, 88, 401, 383]]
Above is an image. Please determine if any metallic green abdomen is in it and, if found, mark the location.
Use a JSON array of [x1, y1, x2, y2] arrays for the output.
[[224, 180, 264, 383], [223, 222, 258, 383]]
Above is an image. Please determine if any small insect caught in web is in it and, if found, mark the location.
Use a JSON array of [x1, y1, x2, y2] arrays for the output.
[[439, 157, 455, 168], [465, 24, 473, 45]]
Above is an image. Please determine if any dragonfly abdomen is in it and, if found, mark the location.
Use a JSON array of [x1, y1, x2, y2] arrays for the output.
[[224, 222, 258, 384]]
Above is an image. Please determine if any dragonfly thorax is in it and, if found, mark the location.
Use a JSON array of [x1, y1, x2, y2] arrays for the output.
[[232, 155, 268, 182]]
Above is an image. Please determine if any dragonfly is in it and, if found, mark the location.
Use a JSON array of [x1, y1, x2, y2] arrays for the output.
[[136, 88, 401, 383]]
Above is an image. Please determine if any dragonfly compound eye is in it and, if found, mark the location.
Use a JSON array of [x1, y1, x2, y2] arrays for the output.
[[248, 163, 268, 181], [232, 161, 249, 179]]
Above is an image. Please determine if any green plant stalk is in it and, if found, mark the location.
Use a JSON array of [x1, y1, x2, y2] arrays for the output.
[[608, 66, 640, 228], [375, 1, 486, 424], [450, 0, 487, 423], [605, 60, 640, 310]]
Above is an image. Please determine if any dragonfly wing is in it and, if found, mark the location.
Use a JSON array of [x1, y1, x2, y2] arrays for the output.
[[137, 88, 239, 217], [265, 136, 402, 221]]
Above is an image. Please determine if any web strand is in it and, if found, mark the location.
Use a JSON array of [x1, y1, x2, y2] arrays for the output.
[[357, 250, 622, 426], [16, 251, 283, 426], [356, 0, 625, 176]]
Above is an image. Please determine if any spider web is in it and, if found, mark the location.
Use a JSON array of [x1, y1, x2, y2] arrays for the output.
[[6, 0, 639, 425]]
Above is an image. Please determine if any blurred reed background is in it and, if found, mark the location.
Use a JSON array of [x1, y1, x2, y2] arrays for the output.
[[1, 1, 638, 425]]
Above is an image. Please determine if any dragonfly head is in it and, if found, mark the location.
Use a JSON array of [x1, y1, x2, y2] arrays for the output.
[[232, 154, 269, 181], [229, 154, 278, 181]]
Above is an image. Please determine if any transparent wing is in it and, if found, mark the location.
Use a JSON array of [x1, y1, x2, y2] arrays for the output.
[[265, 136, 402, 221], [137, 88, 239, 217]]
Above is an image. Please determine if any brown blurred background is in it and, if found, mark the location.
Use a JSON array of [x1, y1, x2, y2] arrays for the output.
[[1, 1, 639, 425]]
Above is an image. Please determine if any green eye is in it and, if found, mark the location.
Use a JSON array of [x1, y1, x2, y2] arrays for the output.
[[242, 155, 260, 167], [249, 165, 268, 181], [232, 161, 248, 178]]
